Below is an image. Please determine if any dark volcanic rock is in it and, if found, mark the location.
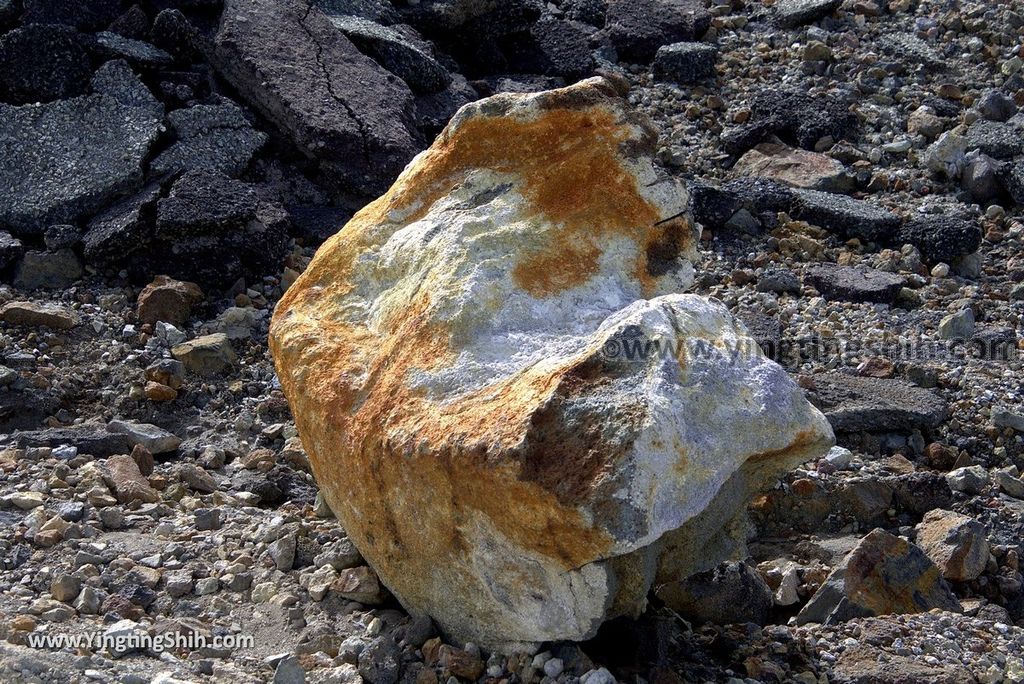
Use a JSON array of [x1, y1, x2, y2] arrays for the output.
[[563, 0, 606, 27], [0, 61, 162, 236], [213, 0, 421, 201], [793, 189, 900, 242], [0, 24, 93, 105], [877, 33, 945, 71], [150, 103, 267, 178], [413, 73, 478, 139], [400, 0, 542, 42], [806, 373, 949, 433], [604, 0, 710, 63], [501, 16, 595, 81], [774, 0, 841, 27], [897, 215, 981, 264], [151, 171, 290, 289], [689, 178, 795, 230], [656, 561, 774, 626], [751, 89, 857, 151], [0, 231, 23, 270], [964, 120, 1024, 160], [82, 184, 160, 266], [804, 264, 904, 304], [653, 41, 718, 84], [1, 427, 133, 457], [94, 31, 174, 68], [22, 0, 126, 31], [286, 206, 352, 243], [316, 0, 401, 23], [330, 16, 451, 94], [999, 160, 1024, 205]]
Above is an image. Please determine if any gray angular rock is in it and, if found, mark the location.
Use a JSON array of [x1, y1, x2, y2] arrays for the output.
[[604, 0, 710, 62], [655, 561, 774, 625], [793, 189, 900, 243], [0, 62, 161, 236], [0, 24, 92, 105], [774, 0, 841, 27], [898, 214, 981, 264], [976, 89, 1017, 122], [12, 249, 83, 290], [804, 263, 904, 304], [964, 120, 1024, 160], [213, 0, 421, 199], [107, 420, 181, 454], [961, 154, 1002, 203], [652, 41, 718, 83], [796, 529, 960, 625], [151, 103, 267, 178], [806, 373, 949, 433], [94, 32, 174, 67], [915, 509, 989, 581], [945, 465, 990, 495], [81, 184, 161, 267], [998, 159, 1024, 205], [938, 308, 975, 340], [329, 16, 451, 94]]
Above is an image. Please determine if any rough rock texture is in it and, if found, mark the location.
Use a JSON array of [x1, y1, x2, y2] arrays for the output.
[[270, 78, 834, 650], [804, 263, 904, 304], [0, 61, 162, 235], [793, 189, 900, 243], [796, 529, 961, 625], [897, 215, 982, 265], [329, 15, 451, 94], [213, 0, 421, 200], [604, 0, 710, 63], [655, 561, 774, 625], [915, 509, 989, 582], [734, 143, 854, 193], [0, 24, 92, 105], [805, 373, 949, 434], [150, 103, 267, 179]]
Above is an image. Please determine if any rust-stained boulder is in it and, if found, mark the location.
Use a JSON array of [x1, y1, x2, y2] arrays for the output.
[[270, 77, 834, 651]]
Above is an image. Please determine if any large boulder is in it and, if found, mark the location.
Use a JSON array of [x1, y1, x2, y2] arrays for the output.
[[213, 0, 421, 200], [270, 78, 834, 651]]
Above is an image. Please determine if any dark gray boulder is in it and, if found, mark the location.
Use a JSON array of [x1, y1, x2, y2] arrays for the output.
[[501, 16, 595, 81], [0, 24, 93, 105], [805, 373, 949, 433], [213, 0, 421, 201], [0, 61, 162, 236], [656, 562, 774, 626], [804, 264, 904, 304], [774, 0, 841, 27], [82, 183, 161, 266], [793, 189, 900, 242], [653, 41, 718, 83], [329, 16, 451, 94], [22, 0, 126, 31], [603, 0, 711, 63], [964, 120, 1024, 160], [897, 215, 981, 264], [150, 102, 267, 178]]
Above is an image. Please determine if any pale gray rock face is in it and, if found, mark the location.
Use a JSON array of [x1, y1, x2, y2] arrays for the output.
[[271, 77, 834, 651]]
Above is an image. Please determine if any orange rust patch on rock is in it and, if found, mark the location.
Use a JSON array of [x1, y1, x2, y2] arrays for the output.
[[385, 106, 664, 298]]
